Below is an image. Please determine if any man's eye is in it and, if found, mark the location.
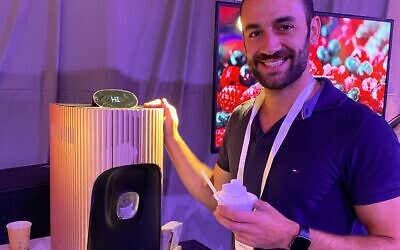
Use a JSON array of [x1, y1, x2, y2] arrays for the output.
[[278, 24, 295, 32], [249, 30, 262, 38]]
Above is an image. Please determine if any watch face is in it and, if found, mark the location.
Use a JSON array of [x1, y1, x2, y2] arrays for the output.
[[290, 236, 311, 250]]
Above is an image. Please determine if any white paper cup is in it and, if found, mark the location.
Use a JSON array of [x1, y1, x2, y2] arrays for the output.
[[6, 221, 31, 250], [214, 192, 258, 211]]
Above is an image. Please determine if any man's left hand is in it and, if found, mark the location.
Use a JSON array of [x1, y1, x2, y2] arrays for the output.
[[214, 200, 299, 249]]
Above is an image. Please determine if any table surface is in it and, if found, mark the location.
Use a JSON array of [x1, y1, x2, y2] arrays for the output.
[[0, 236, 51, 250], [0, 237, 210, 250]]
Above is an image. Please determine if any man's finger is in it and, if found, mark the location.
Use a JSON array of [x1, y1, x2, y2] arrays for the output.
[[143, 99, 162, 107], [216, 205, 254, 223], [253, 200, 272, 211]]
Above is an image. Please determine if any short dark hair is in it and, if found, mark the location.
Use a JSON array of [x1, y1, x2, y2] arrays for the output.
[[301, 0, 315, 28], [240, 0, 315, 28]]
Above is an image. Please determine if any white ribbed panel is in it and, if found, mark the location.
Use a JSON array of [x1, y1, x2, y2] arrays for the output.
[[112, 109, 164, 166], [49, 104, 163, 250]]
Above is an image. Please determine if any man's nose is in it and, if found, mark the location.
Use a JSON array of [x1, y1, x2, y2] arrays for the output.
[[259, 32, 281, 56]]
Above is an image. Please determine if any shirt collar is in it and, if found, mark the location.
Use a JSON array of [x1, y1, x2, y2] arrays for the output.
[[253, 77, 348, 136], [302, 77, 350, 118], [312, 77, 348, 113]]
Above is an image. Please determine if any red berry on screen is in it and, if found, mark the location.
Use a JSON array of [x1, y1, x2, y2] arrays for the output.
[[240, 83, 262, 103], [217, 84, 247, 113], [338, 37, 356, 62], [318, 36, 328, 47], [373, 83, 385, 101], [361, 77, 378, 92], [215, 127, 226, 148], [346, 18, 364, 28], [336, 65, 350, 83], [309, 42, 318, 58], [360, 95, 381, 114], [320, 16, 331, 25], [309, 58, 323, 76], [220, 66, 241, 88], [371, 54, 384, 66], [219, 7, 240, 25], [343, 75, 362, 93], [371, 55, 386, 82], [358, 77, 383, 113], [341, 19, 361, 36], [351, 47, 369, 63]]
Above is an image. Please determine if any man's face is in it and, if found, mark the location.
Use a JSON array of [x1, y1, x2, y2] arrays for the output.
[[241, 0, 312, 90]]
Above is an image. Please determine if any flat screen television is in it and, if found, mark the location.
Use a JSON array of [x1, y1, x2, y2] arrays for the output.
[[211, 1, 393, 152]]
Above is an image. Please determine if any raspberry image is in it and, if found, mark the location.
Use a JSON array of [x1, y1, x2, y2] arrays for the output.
[[215, 127, 226, 148], [217, 84, 247, 113], [219, 65, 241, 89], [240, 83, 263, 103]]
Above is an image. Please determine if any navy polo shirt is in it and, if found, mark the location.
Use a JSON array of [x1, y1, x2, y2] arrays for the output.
[[217, 78, 400, 235]]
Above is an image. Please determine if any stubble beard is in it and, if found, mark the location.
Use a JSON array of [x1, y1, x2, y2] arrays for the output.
[[248, 40, 310, 91]]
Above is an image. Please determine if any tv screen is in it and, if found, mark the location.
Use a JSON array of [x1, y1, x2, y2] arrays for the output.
[[211, 1, 393, 152]]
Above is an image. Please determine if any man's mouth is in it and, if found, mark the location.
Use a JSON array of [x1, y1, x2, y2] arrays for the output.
[[261, 58, 286, 67]]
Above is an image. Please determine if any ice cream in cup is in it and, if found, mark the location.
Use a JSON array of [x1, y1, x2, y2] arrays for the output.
[[214, 179, 258, 211]]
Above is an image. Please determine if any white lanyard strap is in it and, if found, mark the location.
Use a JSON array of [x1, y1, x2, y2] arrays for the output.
[[236, 89, 264, 184], [237, 78, 315, 198]]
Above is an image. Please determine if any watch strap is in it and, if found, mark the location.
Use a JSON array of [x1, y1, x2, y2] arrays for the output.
[[289, 224, 311, 250], [298, 224, 310, 239]]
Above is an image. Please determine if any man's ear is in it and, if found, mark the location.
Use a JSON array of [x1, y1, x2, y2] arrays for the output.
[[309, 16, 321, 45]]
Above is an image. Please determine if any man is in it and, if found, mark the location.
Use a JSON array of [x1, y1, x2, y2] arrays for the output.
[[145, 0, 400, 249]]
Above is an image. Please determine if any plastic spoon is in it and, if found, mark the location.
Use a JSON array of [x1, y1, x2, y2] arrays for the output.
[[200, 170, 220, 201]]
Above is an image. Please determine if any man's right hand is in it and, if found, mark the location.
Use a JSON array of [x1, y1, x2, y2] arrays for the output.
[[143, 98, 179, 141], [145, 98, 229, 211]]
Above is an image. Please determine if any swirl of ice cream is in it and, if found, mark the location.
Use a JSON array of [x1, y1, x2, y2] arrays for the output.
[[214, 179, 258, 211]]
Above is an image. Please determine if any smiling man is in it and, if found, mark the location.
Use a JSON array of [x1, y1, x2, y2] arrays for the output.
[[145, 0, 400, 249], [243, 0, 312, 91]]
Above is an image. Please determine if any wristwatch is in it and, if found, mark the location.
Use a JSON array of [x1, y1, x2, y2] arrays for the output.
[[289, 224, 311, 250]]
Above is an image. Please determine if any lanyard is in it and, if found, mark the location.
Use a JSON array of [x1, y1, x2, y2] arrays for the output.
[[236, 78, 315, 198]]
